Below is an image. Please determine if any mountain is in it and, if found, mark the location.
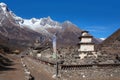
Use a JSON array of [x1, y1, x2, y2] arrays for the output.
[[0, 3, 44, 51], [100, 29, 120, 54], [0, 2, 101, 51], [102, 29, 120, 44]]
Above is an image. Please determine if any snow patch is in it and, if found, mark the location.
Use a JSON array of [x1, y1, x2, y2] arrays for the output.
[[21, 16, 62, 31], [0, 2, 8, 16], [100, 38, 106, 40], [0, 2, 7, 7]]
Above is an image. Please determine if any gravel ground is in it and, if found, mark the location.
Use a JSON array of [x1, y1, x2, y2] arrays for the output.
[[1, 54, 120, 80], [58, 67, 120, 80]]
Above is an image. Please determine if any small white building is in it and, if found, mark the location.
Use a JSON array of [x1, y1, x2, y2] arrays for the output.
[[78, 31, 94, 52]]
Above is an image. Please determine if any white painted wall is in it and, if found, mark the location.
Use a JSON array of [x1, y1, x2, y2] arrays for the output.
[[79, 44, 94, 51], [81, 38, 92, 43]]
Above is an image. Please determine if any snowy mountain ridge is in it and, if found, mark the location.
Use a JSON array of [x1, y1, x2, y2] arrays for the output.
[[0, 2, 75, 35]]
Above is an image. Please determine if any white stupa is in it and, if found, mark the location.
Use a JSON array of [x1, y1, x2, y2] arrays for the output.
[[78, 31, 95, 52]]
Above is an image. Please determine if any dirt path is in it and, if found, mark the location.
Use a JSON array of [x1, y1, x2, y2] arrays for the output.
[[0, 54, 25, 80], [0, 54, 56, 80], [23, 57, 55, 80]]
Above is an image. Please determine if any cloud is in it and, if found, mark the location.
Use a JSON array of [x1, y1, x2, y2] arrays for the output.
[[81, 25, 109, 38], [83, 26, 108, 33]]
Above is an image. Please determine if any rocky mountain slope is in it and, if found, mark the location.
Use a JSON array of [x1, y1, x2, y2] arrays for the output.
[[100, 29, 120, 54], [0, 3, 44, 51]]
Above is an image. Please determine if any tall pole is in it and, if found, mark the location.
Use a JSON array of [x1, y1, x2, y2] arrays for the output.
[[52, 33, 58, 77], [52, 34, 57, 59]]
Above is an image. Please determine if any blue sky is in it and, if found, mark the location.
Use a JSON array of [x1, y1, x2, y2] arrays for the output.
[[1, 0, 120, 38]]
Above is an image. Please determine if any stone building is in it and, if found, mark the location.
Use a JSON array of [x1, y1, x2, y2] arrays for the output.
[[78, 31, 94, 52]]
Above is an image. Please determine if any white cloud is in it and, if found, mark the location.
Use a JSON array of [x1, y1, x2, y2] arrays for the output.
[[82, 26, 109, 38], [83, 26, 107, 32]]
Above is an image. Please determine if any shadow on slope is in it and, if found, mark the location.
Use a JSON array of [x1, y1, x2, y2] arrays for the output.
[[0, 53, 16, 71]]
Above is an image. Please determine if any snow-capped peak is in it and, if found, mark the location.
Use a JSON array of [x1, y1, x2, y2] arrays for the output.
[[42, 16, 53, 22], [30, 18, 40, 24], [0, 2, 9, 16], [0, 2, 7, 7], [22, 16, 62, 29], [39, 16, 55, 25], [64, 20, 72, 24], [62, 20, 74, 28]]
